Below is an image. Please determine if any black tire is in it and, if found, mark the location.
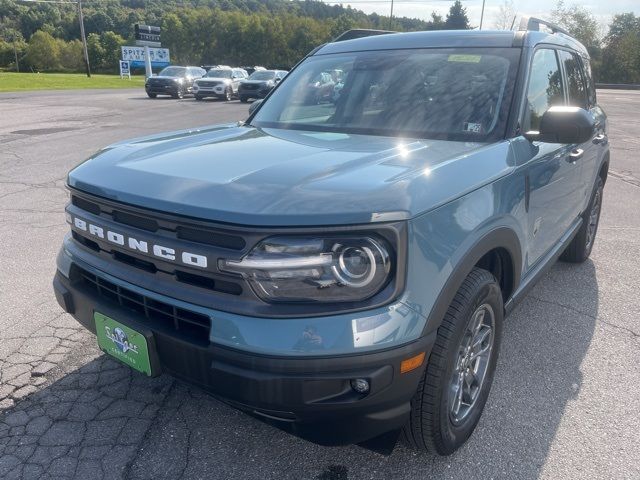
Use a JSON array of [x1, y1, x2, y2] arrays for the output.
[[560, 176, 604, 263], [402, 268, 503, 455], [172, 88, 184, 99], [147, 92, 157, 98], [195, 95, 203, 101], [240, 96, 248, 103], [224, 87, 232, 101]]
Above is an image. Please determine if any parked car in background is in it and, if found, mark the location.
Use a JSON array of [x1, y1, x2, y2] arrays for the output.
[[305, 71, 335, 104], [238, 69, 288, 102], [193, 67, 248, 101], [145, 66, 206, 99]]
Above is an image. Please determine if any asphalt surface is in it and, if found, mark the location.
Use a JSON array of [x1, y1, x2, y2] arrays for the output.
[[1, 89, 639, 480]]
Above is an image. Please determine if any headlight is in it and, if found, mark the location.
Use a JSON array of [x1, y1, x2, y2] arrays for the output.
[[219, 236, 392, 303]]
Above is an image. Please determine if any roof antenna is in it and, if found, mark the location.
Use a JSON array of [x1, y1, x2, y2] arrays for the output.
[[510, 15, 517, 30]]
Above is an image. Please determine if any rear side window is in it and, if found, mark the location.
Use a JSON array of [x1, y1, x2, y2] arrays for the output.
[[559, 50, 588, 109], [523, 49, 564, 132]]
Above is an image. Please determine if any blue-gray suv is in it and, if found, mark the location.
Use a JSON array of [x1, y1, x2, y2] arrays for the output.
[[53, 19, 609, 454]]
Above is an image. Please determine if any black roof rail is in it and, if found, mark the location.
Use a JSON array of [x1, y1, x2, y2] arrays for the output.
[[332, 29, 396, 43], [518, 16, 571, 36]]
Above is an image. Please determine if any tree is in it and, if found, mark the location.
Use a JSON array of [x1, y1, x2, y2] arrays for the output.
[[445, 1, 471, 30], [86, 32, 104, 72], [58, 38, 83, 71], [551, 1, 601, 52], [601, 13, 640, 84], [493, 0, 516, 30], [24, 30, 60, 71], [99, 31, 125, 71]]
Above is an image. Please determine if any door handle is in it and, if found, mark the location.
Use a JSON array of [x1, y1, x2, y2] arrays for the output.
[[569, 148, 584, 162], [593, 133, 607, 145]]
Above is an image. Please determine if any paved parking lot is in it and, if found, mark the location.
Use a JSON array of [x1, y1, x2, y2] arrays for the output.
[[1, 89, 639, 480]]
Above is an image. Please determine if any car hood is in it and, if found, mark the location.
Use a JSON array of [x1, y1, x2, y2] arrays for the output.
[[241, 80, 272, 85], [198, 77, 231, 82], [68, 125, 514, 226], [148, 76, 180, 81]]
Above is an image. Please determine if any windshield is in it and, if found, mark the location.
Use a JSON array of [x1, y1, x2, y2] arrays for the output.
[[158, 66, 186, 77], [251, 48, 520, 141], [249, 71, 276, 81], [206, 69, 232, 78]]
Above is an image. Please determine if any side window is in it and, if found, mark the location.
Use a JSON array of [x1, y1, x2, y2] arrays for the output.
[[559, 51, 588, 109], [523, 49, 564, 132]]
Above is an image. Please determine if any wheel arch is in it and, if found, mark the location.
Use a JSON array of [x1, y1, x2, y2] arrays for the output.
[[421, 227, 522, 337]]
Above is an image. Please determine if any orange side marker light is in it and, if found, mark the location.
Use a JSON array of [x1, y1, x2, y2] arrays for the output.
[[400, 352, 426, 374]]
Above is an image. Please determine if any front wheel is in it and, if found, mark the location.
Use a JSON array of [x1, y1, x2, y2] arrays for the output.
[[172, 88, 184, 99], [224, 87, 232, 101], [561, 176, 604, 263], [402, 268, 503, 455], [195, 95, 203, 101], [240, 96, 248, 103]]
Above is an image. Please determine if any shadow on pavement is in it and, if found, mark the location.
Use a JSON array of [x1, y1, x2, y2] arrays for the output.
[[0, 260, 598, 480]]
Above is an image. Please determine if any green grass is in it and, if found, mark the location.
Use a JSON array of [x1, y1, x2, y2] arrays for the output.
[[0, 72, 146, 92]]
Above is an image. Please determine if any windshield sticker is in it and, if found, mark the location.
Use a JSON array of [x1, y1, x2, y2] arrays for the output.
[[448, 54, 482, 63], [464, 122, 482, 133]]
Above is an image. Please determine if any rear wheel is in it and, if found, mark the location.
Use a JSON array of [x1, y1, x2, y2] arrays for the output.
[[147, 92, 157, 98], [402, 268, 503, 455], [561, 176, 604, 263]]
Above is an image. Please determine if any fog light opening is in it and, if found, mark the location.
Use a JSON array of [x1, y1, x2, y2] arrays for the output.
[[350, 378, 370, 394]]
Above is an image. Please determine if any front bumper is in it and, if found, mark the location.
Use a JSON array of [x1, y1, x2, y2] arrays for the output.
[[193, 84, 230, 98], [53, 244, 433, 445], [145, 83, 179, 95], [238, 86, 271, 99]]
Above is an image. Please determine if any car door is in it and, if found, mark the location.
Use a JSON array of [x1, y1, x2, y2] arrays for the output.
[[520, 47, 583, 268], [562, 52, 607, 211], [557, 50, 599, 207]]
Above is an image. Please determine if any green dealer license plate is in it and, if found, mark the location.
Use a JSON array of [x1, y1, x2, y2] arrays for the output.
[[94, 312, 152, 376]]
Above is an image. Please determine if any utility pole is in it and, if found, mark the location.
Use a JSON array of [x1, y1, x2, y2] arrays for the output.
[[389, 0, 394, 29], [77, 0, 91, 77], [479, 0, 486, 30]]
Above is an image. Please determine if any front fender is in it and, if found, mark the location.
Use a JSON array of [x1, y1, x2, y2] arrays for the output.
[[403, 180, 527, 338]]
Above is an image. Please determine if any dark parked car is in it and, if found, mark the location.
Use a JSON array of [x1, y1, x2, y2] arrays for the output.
[[192, 67, 248, 101], [238, 70, 288, 102], [145, 66, 206, 99], [56, 20, 608, 454]]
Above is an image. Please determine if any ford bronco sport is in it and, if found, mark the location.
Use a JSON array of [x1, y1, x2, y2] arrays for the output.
[[54, 18, 609, 454]]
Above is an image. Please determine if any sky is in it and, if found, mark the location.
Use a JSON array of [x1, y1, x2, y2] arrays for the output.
[[321, 1, 638, 30]]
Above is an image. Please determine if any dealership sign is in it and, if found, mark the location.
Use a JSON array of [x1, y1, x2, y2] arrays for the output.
[[121, 46, 170, 68]]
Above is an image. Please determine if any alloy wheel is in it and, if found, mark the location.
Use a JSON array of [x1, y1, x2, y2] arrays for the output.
[[449, 303, 495, 425]]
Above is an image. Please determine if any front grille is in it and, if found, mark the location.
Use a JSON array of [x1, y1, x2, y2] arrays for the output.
[[198, 81, 220, 87], [74, 266, 211, 344], [71, 194, 245, 250], [242, 84, 258, 90]]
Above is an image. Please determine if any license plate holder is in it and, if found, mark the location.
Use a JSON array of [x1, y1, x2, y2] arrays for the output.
[[94, 311, 159, 376]]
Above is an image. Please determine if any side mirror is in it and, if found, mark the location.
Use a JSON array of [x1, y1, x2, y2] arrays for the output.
[[275, 78, 282, 83], [248, 99, 263, 115], [524, 106, 595, 144]]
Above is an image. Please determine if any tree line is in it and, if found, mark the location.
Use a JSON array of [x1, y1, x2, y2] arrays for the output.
[[0, 0, 638, 84], [0, 0, 470, 73]]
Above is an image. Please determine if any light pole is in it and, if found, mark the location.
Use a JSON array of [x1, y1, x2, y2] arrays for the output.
[[389, 0, 394, 29], [479, 0, 486, 30]]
